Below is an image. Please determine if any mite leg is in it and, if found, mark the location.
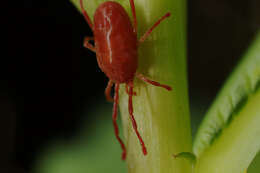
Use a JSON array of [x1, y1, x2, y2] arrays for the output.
[[80, 0, 94, 31], [125, 84, 137, 96], [139, 12, 171, 43], [129, 0, 137, 33], [135, 72, 172, 91], [83, 36, 96, 52], [105, 80, 114, 102], [113, 83, 127, 160], [127, 81, 147, 155]]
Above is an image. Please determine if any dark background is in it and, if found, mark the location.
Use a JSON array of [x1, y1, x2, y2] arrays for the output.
[[2, 0, 260, 172]]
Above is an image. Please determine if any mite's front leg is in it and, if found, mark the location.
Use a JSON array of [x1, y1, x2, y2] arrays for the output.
[[83, 36, 96, 52], [105, 80, 114, 102]]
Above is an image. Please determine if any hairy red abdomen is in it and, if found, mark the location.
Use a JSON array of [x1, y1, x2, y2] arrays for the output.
[[93, 1, 138, 83]]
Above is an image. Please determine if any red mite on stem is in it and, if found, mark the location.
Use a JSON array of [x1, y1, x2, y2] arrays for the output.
[[80, 0, 172, 160]]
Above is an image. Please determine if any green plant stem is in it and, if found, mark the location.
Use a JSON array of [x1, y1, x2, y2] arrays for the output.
[[118, 0, 192, 171], [70, 0, 192, 172]]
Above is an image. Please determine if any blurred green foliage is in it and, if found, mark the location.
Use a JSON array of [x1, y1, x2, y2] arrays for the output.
[[192, 32, 260, 173], [33, 103, 127, 173]]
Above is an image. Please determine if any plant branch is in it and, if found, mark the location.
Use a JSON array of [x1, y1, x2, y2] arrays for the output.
[[71, 0, 192, 172]]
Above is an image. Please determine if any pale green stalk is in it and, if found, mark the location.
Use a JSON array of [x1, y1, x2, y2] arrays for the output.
[[71, 0, 192, 172]]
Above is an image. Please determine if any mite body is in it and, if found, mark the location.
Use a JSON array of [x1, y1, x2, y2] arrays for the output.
[[80, 0, 171, 160], [94, 2, 138, 83]]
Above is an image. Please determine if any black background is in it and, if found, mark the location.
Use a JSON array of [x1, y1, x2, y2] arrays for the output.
[[2, 0, 260, 172]]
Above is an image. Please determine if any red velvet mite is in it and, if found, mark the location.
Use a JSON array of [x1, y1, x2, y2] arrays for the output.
[[80, 0, 172, 160]]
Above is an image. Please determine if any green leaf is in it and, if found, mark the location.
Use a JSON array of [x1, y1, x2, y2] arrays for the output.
[[248, 151, 260, 173], [173, 152, 197, 164], [193, 31, 260, 173]]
